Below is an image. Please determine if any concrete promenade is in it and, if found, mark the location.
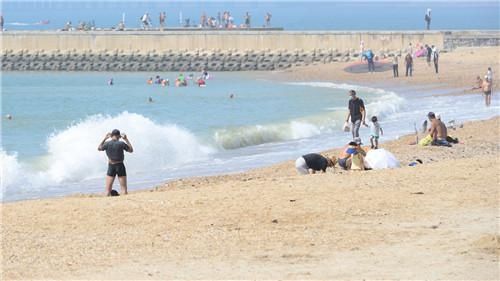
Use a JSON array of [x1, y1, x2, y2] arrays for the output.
[[1, 30, 498, 71]]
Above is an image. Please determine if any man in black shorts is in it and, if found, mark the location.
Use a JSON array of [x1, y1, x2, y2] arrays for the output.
[[98, 129, 134, 196], [345, 90, 366, 140]]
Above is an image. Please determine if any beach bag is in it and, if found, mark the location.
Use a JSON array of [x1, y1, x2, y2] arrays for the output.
[[364, 149, 401, 170], [419, 134, 433, 146], [343, 122, 351, 132], [350, 154, 365, 170]]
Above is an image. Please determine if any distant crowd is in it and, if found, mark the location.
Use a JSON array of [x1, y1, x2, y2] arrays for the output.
[[60, 10, 273, 31]]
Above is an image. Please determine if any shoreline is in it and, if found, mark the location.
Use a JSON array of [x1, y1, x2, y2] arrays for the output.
[[2, 116, 499, 279], [2, 46, 499, 202], [2, 46, 499, 279]]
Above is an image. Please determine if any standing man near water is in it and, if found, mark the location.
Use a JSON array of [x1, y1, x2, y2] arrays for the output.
[[345, 90, 366, 140], [98, 129, 133, 196]]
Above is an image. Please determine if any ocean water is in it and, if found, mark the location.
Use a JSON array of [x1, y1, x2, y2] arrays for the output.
[[1, 1, 499, 31], [1, 71, 499, 201]]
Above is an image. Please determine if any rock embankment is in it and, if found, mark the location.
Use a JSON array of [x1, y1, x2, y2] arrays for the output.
[[2, 48, 406, 71]]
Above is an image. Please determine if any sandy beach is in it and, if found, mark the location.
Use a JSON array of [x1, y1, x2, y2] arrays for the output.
[[1, 47, 499, 279]]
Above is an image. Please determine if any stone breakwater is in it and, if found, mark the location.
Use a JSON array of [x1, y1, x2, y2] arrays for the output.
[[1, 30, 498, 71], [1, 48, 404, 71]]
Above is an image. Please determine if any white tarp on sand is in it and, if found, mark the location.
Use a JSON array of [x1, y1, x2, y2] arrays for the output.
[[364, 148, 401, 170]]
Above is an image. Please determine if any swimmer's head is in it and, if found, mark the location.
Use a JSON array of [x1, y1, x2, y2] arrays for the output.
[[371, 116, 378, 122]]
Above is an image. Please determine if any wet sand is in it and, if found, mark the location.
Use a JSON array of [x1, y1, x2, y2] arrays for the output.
[[1, 47, 499, 279]]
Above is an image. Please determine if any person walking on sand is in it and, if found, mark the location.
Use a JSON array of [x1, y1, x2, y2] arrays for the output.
[[432, 45, 439, 74], [98, 129, 133, 196], [482, 76, 492, 107], [405, 53, 413, 77], [392, 54, 399, 77], [369, 116, 384, 149], [425, 44, 432, 66], [345, 90, 366, 140], [363, 49, 375, 73], [425, 8, 431, 30], [295, 153, 336, 174]]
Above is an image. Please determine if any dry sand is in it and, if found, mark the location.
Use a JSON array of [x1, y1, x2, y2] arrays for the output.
[[268, 46, 500, 95], [1, 47, 499, 280]]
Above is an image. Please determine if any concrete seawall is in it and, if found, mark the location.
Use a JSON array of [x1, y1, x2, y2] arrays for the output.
[[1, 30, 498, 71]]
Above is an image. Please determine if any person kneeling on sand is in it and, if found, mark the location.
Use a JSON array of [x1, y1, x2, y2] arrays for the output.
[[338, 138, 367, 170], [295, 153, 336, 174], [427, 112, 451, 147], [98, 129, 134, 196]]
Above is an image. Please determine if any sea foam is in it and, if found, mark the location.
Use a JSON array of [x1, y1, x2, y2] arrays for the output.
[[1, 112, 214, 191]]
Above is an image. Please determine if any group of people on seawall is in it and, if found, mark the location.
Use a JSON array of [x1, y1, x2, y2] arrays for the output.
[[57, 10, 273, 31]]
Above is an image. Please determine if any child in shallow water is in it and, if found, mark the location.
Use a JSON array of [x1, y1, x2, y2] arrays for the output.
[[369, 116, 384, 149]]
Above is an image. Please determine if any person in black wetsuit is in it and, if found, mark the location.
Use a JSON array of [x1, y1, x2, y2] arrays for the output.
[[98, 129, 134, 196], [295, 153, 336, 174]]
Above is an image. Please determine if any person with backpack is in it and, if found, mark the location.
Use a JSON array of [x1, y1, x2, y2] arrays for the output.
[[432, 45, 439, 74]]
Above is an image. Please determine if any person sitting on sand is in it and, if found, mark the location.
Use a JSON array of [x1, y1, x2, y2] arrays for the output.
[[472, 76, 483, 90], [98, 129, 134, 196], [427, 112, 450, 147], [295, 153, 336, 175], [338, 138, 366, 170]]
